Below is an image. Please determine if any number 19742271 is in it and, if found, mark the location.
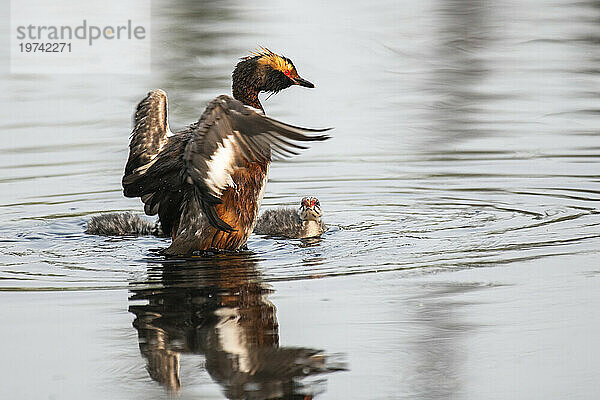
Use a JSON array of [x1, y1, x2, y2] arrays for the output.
[[19, 42, 72, 53]]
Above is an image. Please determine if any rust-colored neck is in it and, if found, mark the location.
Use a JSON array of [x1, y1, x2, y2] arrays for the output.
[[233, 85, 263, 112]]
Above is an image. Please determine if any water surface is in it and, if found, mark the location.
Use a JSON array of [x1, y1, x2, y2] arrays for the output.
[[1, 0, 599, 398]]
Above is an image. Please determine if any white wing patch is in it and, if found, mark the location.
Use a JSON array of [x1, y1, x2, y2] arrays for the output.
[[204, 136, 237, 196]]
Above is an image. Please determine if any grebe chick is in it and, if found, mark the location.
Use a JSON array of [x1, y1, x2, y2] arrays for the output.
[[86, 212, 163, 236], [254, 197, 326, 238], [121, 48, 331, 255]]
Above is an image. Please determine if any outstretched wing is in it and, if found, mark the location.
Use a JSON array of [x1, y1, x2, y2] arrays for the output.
[[183, 95, 330, 231], [124, 89, 171, 177], [123, 93, 331, 234]]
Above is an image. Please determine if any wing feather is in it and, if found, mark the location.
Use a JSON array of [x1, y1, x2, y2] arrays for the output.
[[124, 89, 171, 178]]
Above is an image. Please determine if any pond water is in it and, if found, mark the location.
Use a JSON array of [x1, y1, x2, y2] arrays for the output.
[[1, 0, 599, 399]]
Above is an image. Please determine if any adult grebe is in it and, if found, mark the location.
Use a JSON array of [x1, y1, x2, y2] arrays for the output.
[[121, 49, 330, 255]]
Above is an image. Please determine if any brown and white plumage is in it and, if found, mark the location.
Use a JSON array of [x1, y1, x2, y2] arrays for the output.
[[122, 83, 329, 254]]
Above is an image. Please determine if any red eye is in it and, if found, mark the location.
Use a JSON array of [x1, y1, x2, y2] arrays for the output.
[[285, 70, 291, 77]]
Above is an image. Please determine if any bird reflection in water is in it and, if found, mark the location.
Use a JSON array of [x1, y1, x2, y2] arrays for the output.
[[129, 253, 346, 399]]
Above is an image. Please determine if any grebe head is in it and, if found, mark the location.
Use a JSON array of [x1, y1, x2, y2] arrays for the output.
[[300, 196, 322, 222], [232, 48, 314, 109]]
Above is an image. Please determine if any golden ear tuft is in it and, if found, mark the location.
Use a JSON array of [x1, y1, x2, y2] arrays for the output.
[[248, 46, 291, 73], [247, 46, 275, 59]]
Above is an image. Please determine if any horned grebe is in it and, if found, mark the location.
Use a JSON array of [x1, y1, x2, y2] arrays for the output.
[[254, 197, 326, 238], [121, 49, 330, 255]]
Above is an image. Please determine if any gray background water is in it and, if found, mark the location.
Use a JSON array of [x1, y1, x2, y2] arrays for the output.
[[1, 0, 599, 399]]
